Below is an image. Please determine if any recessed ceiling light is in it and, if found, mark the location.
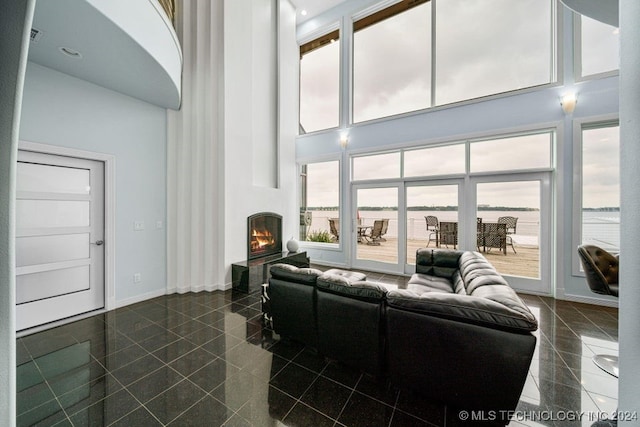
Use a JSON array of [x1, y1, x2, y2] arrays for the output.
[[59, 47, 82, 58], [301, 9, 307, 16]]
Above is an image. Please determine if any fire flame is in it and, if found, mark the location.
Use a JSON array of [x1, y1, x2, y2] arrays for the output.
[[251, 228, 275, 251]]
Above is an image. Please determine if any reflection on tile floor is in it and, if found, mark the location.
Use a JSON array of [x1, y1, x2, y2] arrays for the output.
[[16, 271, 618, 426]]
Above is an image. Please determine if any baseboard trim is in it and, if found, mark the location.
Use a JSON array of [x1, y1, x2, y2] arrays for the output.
[[558, 293, 619, 308], [116, 289, 168, 309]]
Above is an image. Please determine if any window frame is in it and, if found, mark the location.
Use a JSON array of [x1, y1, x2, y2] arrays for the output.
[[298, 23, 342, 135], [298, 157, 343, 249], [573, 13, 620, 82], [347, 0, 558, 125], [571, 114, 620, 276], [350, 128, 556, 185]]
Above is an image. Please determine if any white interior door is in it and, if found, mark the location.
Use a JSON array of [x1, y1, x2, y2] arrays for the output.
[[16, 150, 105, 331]]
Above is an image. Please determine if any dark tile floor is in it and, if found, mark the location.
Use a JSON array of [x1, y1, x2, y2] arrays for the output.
[[16, 270, 619, 427]]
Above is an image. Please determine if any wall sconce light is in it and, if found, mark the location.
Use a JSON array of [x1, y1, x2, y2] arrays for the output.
[[339, 134, 349, 149], [561, 93, 577, 114]]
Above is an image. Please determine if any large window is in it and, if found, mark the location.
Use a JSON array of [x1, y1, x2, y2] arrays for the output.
[[299, 31, 340, 133], [578, 15, 619, 78], [435, 0, 553, 105], [579, 123, 620, 253], [352, 152, 401, 181], [470, 133, 553, 173], [404, 144, 465, 177], [349, 0, 554, 123], [353, 0, 431, 123], [350, 131, 554, 181], [300, 160, 340, 244]]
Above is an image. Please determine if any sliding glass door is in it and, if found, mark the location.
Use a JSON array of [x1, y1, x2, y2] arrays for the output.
[[352, 184, 401, 273], [405, 182, 461, 270], [471, 173, 551, 294]]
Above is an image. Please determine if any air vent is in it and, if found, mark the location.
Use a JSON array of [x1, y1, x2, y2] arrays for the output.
[[30, 28, 43, 43]]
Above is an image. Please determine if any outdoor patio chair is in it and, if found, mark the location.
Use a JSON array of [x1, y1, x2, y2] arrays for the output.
[[378, 218, 389, 241], [328, 218, 339, 242], [498, 216, 518, 254], [425, 216, 439, 247], [438, 221, 458, 249], [363, 220, 384, 245], [483, 222, 507, 255]]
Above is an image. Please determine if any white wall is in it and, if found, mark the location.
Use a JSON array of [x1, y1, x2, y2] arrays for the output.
[[19, 62, 168, 305], [222, 0, 299, 285]]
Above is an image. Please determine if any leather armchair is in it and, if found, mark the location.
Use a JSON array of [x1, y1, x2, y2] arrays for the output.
[[577, 244, 619, 297], [577, 245, 619, 377]]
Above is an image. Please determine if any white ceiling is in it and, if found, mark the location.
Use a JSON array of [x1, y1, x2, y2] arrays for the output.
[[290, 0, 349, 22]]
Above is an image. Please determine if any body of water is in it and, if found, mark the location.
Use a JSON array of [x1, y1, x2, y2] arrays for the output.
[[303, 209, 620, 250]]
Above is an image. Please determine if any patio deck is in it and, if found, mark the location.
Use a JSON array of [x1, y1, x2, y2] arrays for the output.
[[357, 237, 540, 278]]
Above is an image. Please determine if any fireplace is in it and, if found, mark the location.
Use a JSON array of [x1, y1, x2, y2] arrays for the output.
[[248, 212, 282, 260]]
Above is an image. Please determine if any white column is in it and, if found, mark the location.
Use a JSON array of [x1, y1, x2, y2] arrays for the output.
[[167, 0, 225, 293], [0, 2, 35, 424], [618, 0, 640, 423]]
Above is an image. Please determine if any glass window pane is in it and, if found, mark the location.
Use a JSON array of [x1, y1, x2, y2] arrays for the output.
[[356, 187, 397, 264], [300, 161, 340, 243], [470, 133, 551, 173], [582, 125, 620, 252], [406, 185, 458, 265], [404, 144, 465, 177], [16, 234, 90, 267], [352, 152, 401, 181], [477, 181, 540, 279], [353, 2, 431, 123], [435, 0, 552, 105], [17, 163, 90, 194], [16, 200, 90, 229], [300, 33, 340, 133], [581, 16, 619, 77], [17, 266, 90, 304]]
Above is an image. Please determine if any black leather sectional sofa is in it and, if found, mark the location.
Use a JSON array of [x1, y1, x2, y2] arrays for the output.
[[266, 248, 538, 421]]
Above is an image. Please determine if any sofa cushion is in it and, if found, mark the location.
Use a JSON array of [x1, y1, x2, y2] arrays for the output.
[[317, 275, 387, 302], [415, 248, 463, 279], [407, 273, 455, 294], [386, 289, 538, 333], [323, 268, 367, 282], [269, 263, 323, 285]]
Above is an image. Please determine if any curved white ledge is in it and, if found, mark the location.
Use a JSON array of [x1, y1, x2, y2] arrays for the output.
[[28, 0, 182, 109], [560, 0, 618, 27]]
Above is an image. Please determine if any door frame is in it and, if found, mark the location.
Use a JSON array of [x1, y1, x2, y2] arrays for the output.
[[404, 179, 464, 274], [351, 182, 404, 274], [469, 171, 553, 295], [18, 140, 116, 318]]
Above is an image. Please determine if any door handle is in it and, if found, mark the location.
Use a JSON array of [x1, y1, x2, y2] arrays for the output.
[[91, 240, 104, 246]]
